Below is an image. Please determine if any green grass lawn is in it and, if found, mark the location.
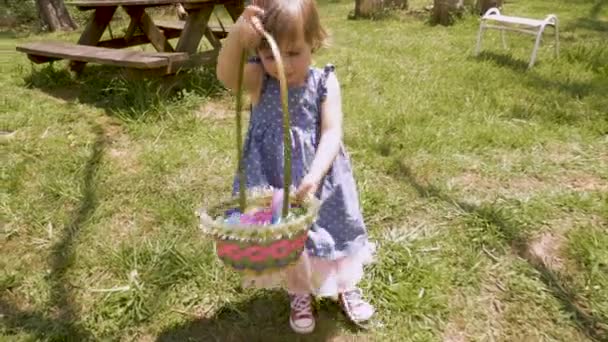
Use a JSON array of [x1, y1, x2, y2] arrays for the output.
[[2, 0, 607, 341]]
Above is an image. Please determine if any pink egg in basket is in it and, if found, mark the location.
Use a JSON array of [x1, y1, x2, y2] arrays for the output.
[[221, 189, 285, 227], [240, 208, 273, 225]]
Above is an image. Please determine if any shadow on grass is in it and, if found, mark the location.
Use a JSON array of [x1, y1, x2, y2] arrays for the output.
[[506, 80, 607, 129], [387, 160, 608, 342], [567, 17, 608, 33], [548, 0, 607, 33], [0, 30, 18, 39], [22, 62, 224, 121], [475, 50, 607, 110], [566, 0, 608, 32], [47, 123, 105, 338], [474, 51, 530, 71], [157, 290, 346, 342], [1, 124, 105, 340], [0, 299, 90, 340], [536, 72, 607, 96], [589, 0, 608, 15]]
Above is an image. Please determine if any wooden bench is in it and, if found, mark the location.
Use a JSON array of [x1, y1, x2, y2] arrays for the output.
[[16, 1, 241, 77], [156, 19, 231, 39], [474, 8, 559, 69], [16, 41, 190, 73]]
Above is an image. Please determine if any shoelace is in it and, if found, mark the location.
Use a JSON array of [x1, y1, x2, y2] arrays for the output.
[[343, 288, 364, 305], [290, 295, 312, 312]]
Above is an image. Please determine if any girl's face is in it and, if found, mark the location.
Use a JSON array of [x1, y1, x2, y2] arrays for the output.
[[258, 36, 312, 87]]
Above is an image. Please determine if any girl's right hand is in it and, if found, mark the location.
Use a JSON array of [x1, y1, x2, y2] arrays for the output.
[[237, 5, 265, 49]]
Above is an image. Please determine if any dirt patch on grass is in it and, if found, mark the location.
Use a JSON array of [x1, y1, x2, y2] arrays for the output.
[[98, 118, 142, 175], [555, 171, 608, 192], [506, 176, 549, 196], [166, 165, 202, 192], [478, 277, 506, 340], [108, 144, 141, 174], [443, 273, 506, 342], [448, 171, 495, 193], [107, 139, 141, 174], [166, 151, 232, 195], [447, 143, 607, 202], [544, 142, 608, 166], [104, 210, 159, 240], [328, 335, 373, 341], [99, 117, 122, 139], [442, 322, 467, 342], [107, 212, 138, 239], [96, 116, 141, 174], [527, 232, 565, 271], [448, 171, 547, 202], [39, 86, 82, 104], [195, 100, 236, 121], [128, 334, 156, 342], [0, 293, 36, 320], [530, 214, 604, 272], [449, 167, 606, 203]]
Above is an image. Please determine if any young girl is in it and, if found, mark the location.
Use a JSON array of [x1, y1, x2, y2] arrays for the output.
[[216, 0, 375, 334]]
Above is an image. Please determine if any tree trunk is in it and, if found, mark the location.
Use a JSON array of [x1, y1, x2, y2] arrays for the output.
[[354, 0, 408, 18], [36, 0, 78, 32], [476, 0, 503, 15], [432, 0, 464, 26], [354, 0, 361, 17], [357, 0, 381, 17]]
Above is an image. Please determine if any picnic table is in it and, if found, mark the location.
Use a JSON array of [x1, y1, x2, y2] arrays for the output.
[[16, 0, 243, 75]]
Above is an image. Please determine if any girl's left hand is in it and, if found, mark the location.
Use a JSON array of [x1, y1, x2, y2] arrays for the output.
[[296, 174, 319, 201]]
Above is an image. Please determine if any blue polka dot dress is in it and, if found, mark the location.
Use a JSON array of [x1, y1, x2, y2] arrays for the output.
[[234, 63, 374, 296]]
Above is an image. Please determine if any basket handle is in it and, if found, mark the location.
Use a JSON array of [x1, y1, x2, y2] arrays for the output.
[[236, 29, 291, 218]]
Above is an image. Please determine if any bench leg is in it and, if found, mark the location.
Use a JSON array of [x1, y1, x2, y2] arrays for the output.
[[204, 27, 222, 50], [224, 0, 244, 22], [501, 28, 508, 49], [475, 22, 486, 56], [175, 4, 215, 54], [124, 6, 175, 52], [124, 16, 140, 42], [70, 6, 117, 74], [528, 26, 545, 69]]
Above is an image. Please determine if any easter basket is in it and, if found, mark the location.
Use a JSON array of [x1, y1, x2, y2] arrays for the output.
[[197, 27, 320, 274], [197, 188, 319, 273]]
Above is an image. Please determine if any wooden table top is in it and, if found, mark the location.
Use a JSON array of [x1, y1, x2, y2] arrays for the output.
[[68, 0, 216, 6]]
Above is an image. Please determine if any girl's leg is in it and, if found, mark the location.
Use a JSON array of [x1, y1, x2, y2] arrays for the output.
[[286, 255, 315, 334]]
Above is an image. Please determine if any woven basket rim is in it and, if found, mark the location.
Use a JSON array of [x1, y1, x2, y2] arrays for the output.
[[197, 190, 320, 243]]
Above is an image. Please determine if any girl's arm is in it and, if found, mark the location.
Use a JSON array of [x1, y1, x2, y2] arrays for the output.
[[216, 7, 264, 101], [298, 73, 343, 197]]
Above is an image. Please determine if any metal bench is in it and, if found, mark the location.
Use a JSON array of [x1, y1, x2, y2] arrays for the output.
[[475, 7, 559, 69]]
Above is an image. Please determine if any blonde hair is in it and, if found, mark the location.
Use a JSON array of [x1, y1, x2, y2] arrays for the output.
[[257, 0, 328, 52]]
